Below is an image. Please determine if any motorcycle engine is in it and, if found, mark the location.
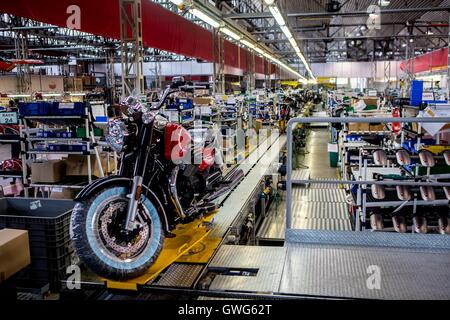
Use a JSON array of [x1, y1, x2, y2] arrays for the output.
[[177, 164, 206, 207]]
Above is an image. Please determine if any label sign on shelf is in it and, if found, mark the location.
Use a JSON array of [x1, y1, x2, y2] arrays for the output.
[[368, 90, 377, 97], [422, 92, 434, 101], [59, 103, 75, 109], [0, 112, 18, 124]]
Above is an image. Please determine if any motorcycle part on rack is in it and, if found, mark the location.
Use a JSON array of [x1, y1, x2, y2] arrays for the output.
[[419, 150, 435, 167], [369, 212, 384, 231], [70, 186, 164, 280], [371, 184, 386, 200], [74, 176, 170, 234], [443, 150, 450, 166], [396, 149, 411, 166], [372, 150, 387, 166], [392, 214, 407, 233], [420, 186, 436, 201], [413, 214, 428, 234], [396, 185, 412, 201], [438, 214, 450, 235]]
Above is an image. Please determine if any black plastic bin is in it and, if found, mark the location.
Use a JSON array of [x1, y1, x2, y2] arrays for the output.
[[0, 198, 75, 291]]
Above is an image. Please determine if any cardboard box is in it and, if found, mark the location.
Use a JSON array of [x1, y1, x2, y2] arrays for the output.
[[347, 123, 360, 132], [370, 123, 385, 132], [0, 229, 30, 283], [193, 97, 213, 105], [31, 160, 66, 183], [66, 154, 108, 177], [359, 122, 370, 131]]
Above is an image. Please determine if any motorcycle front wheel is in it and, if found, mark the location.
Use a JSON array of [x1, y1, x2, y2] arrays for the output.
[[70, 186, 164, 280]]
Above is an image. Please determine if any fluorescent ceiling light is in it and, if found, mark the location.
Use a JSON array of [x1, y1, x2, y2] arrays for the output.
[[269, 6, 285, 26], [280, 25, 292, 39], [254, 47, 264, 55], [169, 0, 184, 5], [288, 37, 297, 48], [42, 93, 62, 97], [190, 8, 220, 28], [220, 27, 241, 40], [7, 94, 31, 98], [241, 39, 255, 49]]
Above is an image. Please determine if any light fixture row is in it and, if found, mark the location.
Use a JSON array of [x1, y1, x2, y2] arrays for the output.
[[167, 0, 307, 82], [263, 0, 315, 81]]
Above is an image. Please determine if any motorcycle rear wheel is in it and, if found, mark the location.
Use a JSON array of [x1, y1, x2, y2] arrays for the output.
[[70, 186, 164, 280]]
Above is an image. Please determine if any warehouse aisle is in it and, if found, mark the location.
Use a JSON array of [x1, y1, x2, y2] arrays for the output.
[[257, 128, 351, 243]]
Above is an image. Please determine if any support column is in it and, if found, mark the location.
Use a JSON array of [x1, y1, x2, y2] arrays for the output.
[[212, 28, 225, 95], [119, 0, 144, 97], [15, 30, 31, 93], [105, 48, 116, 104], [447, 13, 450, 100]]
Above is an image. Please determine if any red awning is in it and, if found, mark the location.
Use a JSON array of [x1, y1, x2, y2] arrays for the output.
[[400, 47, 448, 74], [0, 0, 275, 74]]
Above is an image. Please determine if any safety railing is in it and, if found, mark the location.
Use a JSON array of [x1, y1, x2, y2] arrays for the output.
[[286, 116, 450, 231]]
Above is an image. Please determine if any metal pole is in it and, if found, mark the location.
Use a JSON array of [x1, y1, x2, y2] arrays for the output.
[[448, 13, 450, 100]]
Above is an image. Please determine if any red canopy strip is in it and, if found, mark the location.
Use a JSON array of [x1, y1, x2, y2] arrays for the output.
[[400, 47, 449, 74], [0, 0, 273, 74]]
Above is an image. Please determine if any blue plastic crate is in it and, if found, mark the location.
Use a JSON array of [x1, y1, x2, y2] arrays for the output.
[[51, 102, 85, 116], [167, 98, 193, 110], [18, 102, 52, 116]]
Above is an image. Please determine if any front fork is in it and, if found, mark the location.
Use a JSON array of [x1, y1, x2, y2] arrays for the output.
[[125, 175, 143, 230], [124, 123, 153, 231]]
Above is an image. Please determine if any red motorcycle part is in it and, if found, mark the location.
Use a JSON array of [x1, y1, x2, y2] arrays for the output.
[[164, 123, 191, 162], [0, 158, 22, 171], [198, 147, 215, 172], [391, 107, 401, 135]]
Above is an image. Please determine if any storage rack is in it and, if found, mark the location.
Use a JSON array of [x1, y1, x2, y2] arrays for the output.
[[0, 111, 29, 196], [352, 146, 450, 231], [20, 101, 106, 196]]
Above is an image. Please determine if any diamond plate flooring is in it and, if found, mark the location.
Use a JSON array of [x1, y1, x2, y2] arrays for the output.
[[208, 245, 286, 293], [257, 128, 351, 241]]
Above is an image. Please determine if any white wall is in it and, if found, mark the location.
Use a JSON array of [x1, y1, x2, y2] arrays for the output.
[[312, 61, 404, 79]]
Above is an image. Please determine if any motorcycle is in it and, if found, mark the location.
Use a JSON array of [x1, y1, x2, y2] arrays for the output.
[[70, 78, 244, 280]]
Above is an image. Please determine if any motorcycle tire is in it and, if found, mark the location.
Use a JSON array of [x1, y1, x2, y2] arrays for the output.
[[70, 186, 164, 280]]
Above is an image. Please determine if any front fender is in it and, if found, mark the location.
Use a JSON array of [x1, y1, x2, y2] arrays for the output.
[[75, 176, 131, 201], [74, 175, 170, 233]]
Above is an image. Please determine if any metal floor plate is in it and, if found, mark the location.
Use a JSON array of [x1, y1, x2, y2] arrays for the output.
[[280, 229, 450, 299], [292, 189, 347, 203], [208, 245, 287, 293], [151, 263, 204, 288], [280, 243, 450, 299]]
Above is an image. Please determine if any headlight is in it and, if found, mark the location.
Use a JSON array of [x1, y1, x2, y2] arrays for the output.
[[106, 119, 127, 153]]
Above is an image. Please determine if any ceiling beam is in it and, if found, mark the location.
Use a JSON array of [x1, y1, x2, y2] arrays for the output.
[[261, 33, 449, 43], [225, 7, 450, 20]]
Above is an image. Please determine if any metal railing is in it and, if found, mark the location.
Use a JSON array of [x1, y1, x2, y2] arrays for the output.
[[286, 116, 450, 230]]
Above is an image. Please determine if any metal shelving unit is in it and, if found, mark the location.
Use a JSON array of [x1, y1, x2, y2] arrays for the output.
[[20, 103, 106, 196]]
